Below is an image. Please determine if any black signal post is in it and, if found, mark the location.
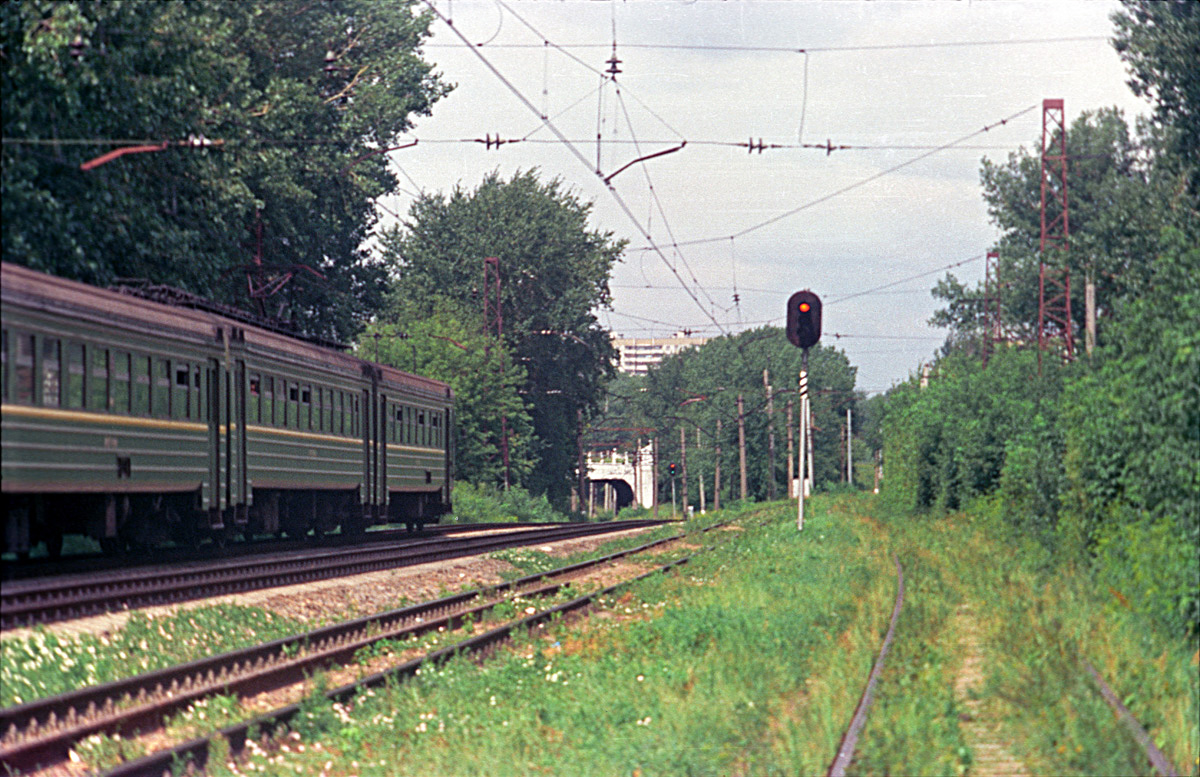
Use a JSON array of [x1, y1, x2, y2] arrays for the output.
[[786, 290, 821, 530]]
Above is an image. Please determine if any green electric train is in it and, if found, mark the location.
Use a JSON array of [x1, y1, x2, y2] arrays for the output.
[[1, 262, 453, 556]]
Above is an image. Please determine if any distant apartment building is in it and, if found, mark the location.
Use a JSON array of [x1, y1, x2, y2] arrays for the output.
[[612, 332, 709, 375]]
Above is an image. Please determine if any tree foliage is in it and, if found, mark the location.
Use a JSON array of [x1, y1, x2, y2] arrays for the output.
[[1112, 0, 1200, 180], [358, 299, 534, 488], [596, 328, 862, 507], [1, 0, 449, 342], [382, 170, 625, 505], [888, 6, 1200, 638]]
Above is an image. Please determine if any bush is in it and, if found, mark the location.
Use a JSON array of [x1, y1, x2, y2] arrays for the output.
[[447, 482, 565, 524]]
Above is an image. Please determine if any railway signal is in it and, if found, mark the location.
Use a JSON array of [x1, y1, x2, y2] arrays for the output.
[[786, 290, 822, 349], [785, 290, 821, 531]]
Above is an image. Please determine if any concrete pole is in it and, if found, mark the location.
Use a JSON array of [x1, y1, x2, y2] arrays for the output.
[[652, 436, 659, 520], [737, 394, 748, 501], [798, 359, 807, 530], [847, 407, 853, 485], [786, 399, 794, 498], [764, 369, 776, 501], [806, 393, 814, 493], [1085, 267, 1097, 357], [680, 426, 688, 518], [697, 427, 706, 514], [714, 418, 722, 512]]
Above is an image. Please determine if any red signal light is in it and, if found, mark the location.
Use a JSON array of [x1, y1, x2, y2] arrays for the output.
[[786, 290, 822, 349]]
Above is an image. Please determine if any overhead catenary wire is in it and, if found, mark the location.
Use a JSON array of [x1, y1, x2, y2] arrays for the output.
[[422, 0, 729, 335], [429, 35, 1108, 54]]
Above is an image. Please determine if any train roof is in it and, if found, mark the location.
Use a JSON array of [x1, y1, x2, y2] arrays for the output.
[[1, 262, 451, 402]]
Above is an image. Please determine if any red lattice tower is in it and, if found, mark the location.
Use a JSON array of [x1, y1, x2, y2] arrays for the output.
[[482, 256, 511, 488], [1038, 99, 1074, 370]]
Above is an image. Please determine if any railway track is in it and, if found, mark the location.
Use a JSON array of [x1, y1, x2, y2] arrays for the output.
[[0, 521, 583, 583], [0, 522, 713, 775], [823, 553, 1179, 777], [0, 520, 667, 630]]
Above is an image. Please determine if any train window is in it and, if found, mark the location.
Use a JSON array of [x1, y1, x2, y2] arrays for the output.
[[263, 376, 275, 426], [41, 338, 61, 407], [89, 348, 108, 411], [152, 360, 170, 416], [249, 374, 260, 424], [301, 385, 312, 430], [172, 362, 189, 419], [417, 410, 426, 446], [193, 366, 202, 419], [133, 356, 150, 416], [15, 333, 35, 404], [111, 351, 130, 414]]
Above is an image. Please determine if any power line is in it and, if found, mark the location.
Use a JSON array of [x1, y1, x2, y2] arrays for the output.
[[423, 0, 729, 335], [634, 105, 1038, 251], [428, 36, 1108, 54]]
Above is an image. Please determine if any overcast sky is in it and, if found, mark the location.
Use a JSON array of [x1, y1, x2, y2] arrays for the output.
[[379, 0, 1148, 393]]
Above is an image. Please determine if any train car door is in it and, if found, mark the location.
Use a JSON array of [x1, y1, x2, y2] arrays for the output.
[[378, 392, 388, 519], [206, 357, 222, 528], [230, 357, 248, 526]]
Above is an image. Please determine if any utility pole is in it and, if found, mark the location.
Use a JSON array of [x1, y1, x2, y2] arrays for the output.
[[1085, 265, 1097, 357], [697, 427, 706, 514], [577, 408, 586, 514], [714, 418, 722, 512], [764, 369, 776, 500], [798, 362, 807, 530], [737, 394, 748, 501], [652, 436, 659, 520], [806, 392, 814, 491], [483, 256, 510, 489], [846, 407, 853, 485], [786, 399, 794, 498], [679, 426, 688, 518]]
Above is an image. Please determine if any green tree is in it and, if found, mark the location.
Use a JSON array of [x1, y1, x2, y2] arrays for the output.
[[358, 299, 534, 488], [606, 328, 859, 506], [383, 170, 625, 506], [1061, 228, 1199, 635], [1112, 0, 1200, 182], [1, 1, 449, 342], [932, 108, 1162, 351]]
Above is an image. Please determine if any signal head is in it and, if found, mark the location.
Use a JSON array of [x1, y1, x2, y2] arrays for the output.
[[786, 290, 822, 349]]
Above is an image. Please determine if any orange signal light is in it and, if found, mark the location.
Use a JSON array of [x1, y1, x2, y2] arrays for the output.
[[798, 302, 810, 312]]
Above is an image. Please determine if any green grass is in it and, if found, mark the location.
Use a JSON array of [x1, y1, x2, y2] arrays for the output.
[[203, 499, 892, 776], [864, 495, 1199, 776], [0, 604, 307, 707]]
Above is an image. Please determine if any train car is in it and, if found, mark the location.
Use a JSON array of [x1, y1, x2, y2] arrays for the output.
[[1, 262, 452, 556]]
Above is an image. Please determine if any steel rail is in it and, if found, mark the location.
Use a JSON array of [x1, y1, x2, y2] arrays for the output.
[[0, 521, 604, 582], [99, 546, 707, 777], [0, 525, 701, 773], [1083, 660, 1179, 777], [0, 520, 666, 629], [827, 553, 905, 777]]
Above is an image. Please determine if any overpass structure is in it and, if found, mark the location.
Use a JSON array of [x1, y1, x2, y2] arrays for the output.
[[585, 443, 654, 515]]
